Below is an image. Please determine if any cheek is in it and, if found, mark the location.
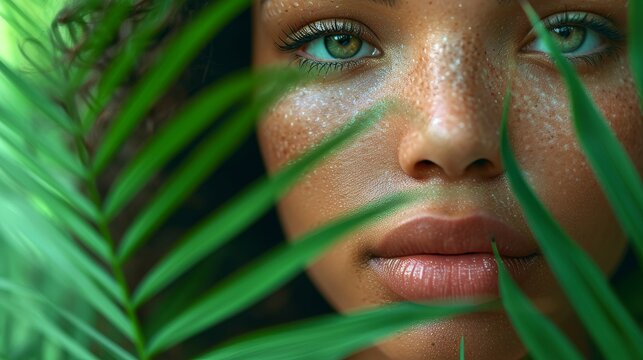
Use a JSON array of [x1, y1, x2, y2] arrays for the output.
[[258, 75, 388, 169], [510, 68, 643, 273], [257, 73, 395, 236]]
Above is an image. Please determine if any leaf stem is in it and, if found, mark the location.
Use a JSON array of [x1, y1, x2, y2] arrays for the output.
[[68, 94, 149, 360]]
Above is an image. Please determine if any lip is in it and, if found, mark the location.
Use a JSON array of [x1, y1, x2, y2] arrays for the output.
[[368, 214, 541, 301]]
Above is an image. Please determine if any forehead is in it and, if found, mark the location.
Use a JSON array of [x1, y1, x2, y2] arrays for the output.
[[258, 0, 512, 8]]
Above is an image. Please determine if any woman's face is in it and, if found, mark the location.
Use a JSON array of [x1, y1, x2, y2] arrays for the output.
[[253, 0, 642, 359]]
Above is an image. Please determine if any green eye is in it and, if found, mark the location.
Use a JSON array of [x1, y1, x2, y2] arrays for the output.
[[551, 26, 587, 53], [304, 33, 379, 62], [523, 12, 622, 61], [324, 34, 363, 59]]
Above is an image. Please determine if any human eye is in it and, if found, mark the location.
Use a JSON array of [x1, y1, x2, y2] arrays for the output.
[[522, 12, 624, 66], [276, 19, 382, 75]]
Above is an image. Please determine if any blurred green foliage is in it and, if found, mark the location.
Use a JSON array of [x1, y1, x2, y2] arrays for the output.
[[0, 1, 641, 359]]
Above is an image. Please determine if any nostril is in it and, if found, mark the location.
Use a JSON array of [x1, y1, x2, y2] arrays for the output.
[[413, 160, 437, 177], [470, 159, 490, 168], [466, 159, 497, 176]]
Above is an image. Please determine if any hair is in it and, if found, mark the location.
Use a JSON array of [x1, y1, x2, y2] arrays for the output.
[[48, 0, 640, 356], [50, 0, 332, 356]]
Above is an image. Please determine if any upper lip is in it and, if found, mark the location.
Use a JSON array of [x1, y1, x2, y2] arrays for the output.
[[372, 213, 538, 258]]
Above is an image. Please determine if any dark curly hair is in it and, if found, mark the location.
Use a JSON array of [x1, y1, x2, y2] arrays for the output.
[[49, 0, 332, 357]]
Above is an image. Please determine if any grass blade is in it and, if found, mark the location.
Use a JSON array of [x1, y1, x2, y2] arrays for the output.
[[0, 194, 132, 340], [500, 85, 643, 359], [91, 0, 250, 174], [0, 106, 84, 178], [65, 0, 132, 93], [146, 191, 416, 355], [104, 70, 289, 219], [630, 0, 643, 98], [0, 280, 136, 360], [132, 102, 394, 306], [2, 0, 50, 46], [0, 157, 110, 264], [492, 242, 583, 360], [0, 123, 99, 223], [0, 299, 98, 360], [117, 71, 299, 262], [79, 0, 174, 131], [521, 0, 643, 262], [198, 302, 483, 360], [459, 336, 465, 360], [0, 61, 76, 135]]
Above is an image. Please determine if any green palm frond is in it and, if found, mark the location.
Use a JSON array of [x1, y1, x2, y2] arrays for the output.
[[1, 0, 642, 359], [1, 1, 467, 359], [494, 3, 643, 359]]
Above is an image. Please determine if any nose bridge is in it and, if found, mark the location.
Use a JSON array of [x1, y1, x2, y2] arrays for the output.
[[424, 33, 491, 125], [399, 32, 503, 180]]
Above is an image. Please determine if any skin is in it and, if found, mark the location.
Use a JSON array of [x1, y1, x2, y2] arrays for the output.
[[252, 0, 643, 359]]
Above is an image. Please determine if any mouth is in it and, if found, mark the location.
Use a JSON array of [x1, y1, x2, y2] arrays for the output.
[[368, 213, 542, 301]]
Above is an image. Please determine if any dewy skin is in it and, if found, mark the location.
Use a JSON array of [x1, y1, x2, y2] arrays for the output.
[[253, 0, 643, 359]]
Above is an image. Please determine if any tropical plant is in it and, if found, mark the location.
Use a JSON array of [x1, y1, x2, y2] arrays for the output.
[[0, 0, 641, 359]]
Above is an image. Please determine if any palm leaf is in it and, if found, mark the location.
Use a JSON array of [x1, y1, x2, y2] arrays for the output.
[[2, 1, 429, 357], [459, 336, 465, 360], [116, 69, 301, 262], [104, 70, 276, 219], [521, 0, 643, 263], [0, 61, 76, 135], [65, 0, 133, 93], [492, 240, 583, 360], [501, 84, 643, 358], [79, 0, 174, 130], [0, 280, 135, 360], [92, 0, 250, 174], [0, 105, 85, 178], [146, 191, 416, 355], [0, 299, 98, 360], [199, 302, 484, 360], [0, 193, 134, 341], [630, 0, 643, 98], [132, 101, 394, 307]]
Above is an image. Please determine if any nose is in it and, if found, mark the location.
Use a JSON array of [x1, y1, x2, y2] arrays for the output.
[[398, 113, 503, 180], [398, 37, 504, 181]]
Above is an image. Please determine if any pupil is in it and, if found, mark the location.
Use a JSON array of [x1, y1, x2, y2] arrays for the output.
[[324, 34, 362, 59], [554, 26, 578, 39], [332, 34, 353, 47], [550, 25, 586, 53], [554, 26, 574, 39]]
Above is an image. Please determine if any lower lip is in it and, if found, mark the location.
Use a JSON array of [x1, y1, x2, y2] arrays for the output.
[[369, 254, 540, 301]]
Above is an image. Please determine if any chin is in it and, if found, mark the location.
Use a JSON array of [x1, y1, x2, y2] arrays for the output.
[[373, 313, 527, 360], [305, 233, 573, 360]]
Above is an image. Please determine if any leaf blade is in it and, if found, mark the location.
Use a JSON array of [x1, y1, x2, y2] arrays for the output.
[[459, 336, 465, 360], [630, 0, 643, 99], [492, 241, 583, 360], [103, 70, 256, 218], [146, 191, 417, 355], [0, 61, 76, 135], [0, 280, 136, 360], [117, 70, 301, 262], [500, 81, 643, 359], [521, 0, 643, 262], [92, 0, 251, 174], [132, 101, 394, 306], [198, 302, 483, 360]]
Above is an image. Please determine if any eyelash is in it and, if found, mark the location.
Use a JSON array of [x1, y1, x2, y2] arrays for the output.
[[539, 11, 625, 66], [275, 12, 626, 74], [276, 19, 373, 74]]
